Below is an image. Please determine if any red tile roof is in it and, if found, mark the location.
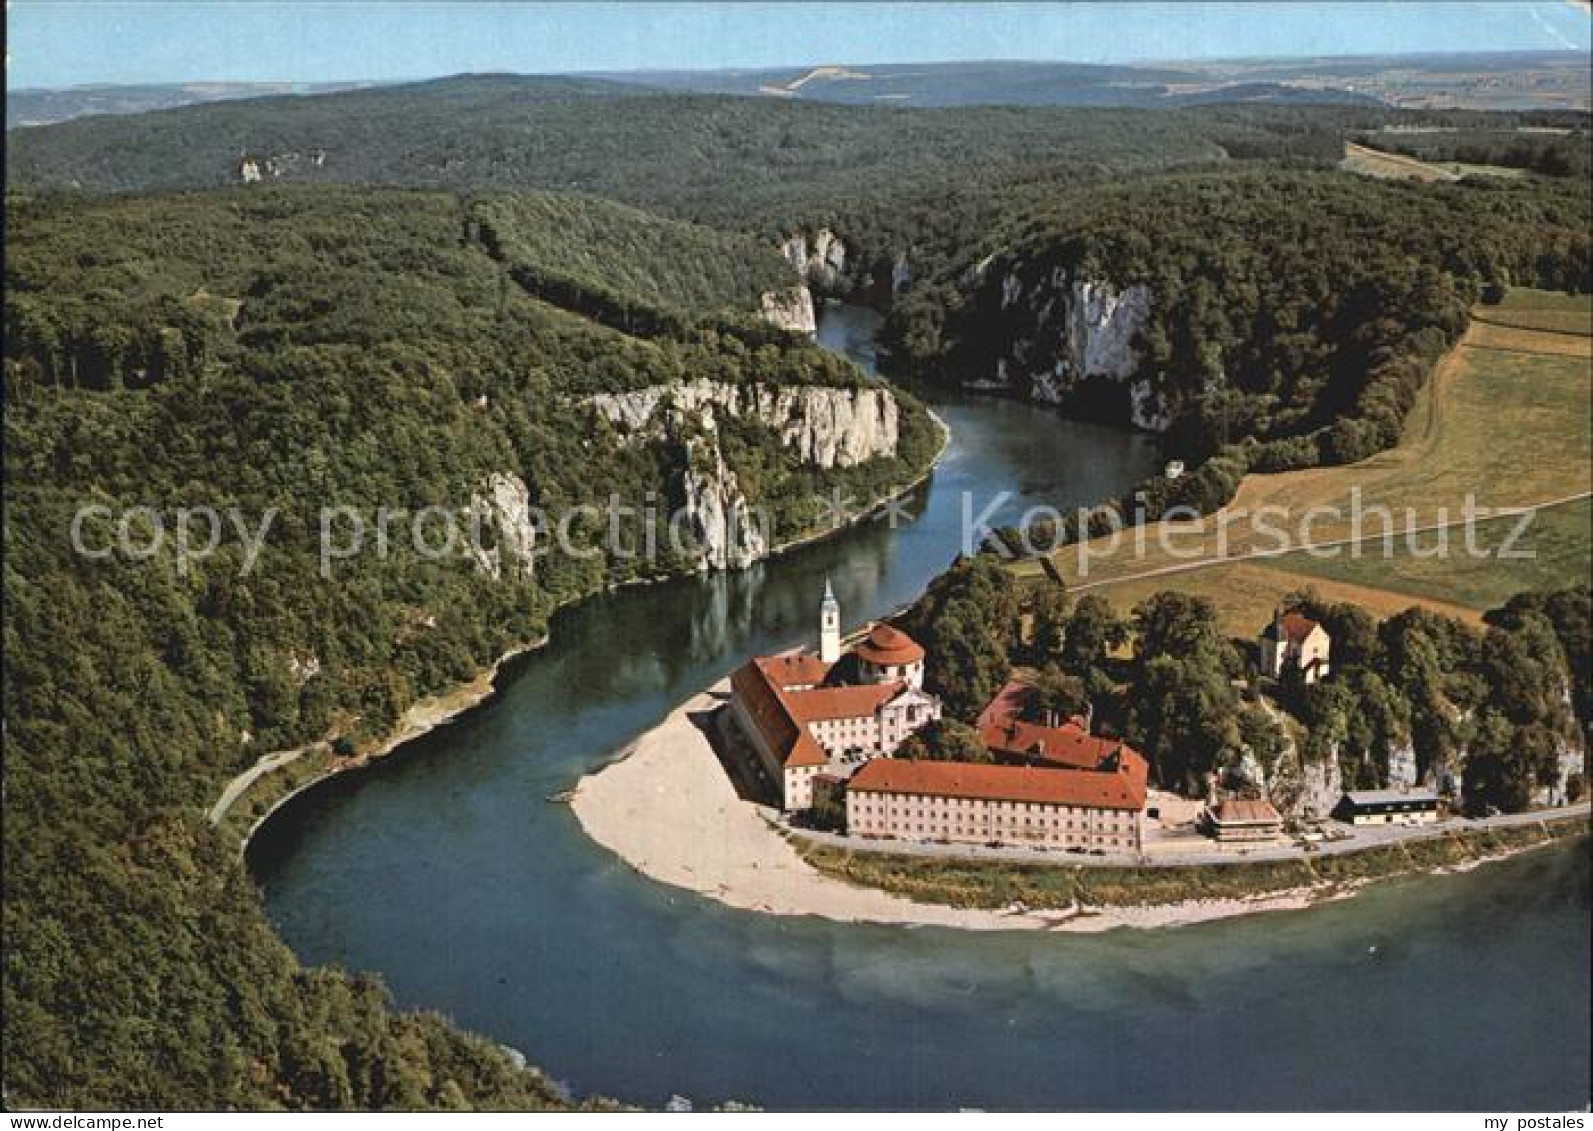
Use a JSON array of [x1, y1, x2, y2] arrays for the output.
[[980, 717, 1149, 782], [1264, 611, 1321, 644], [975, 679, 1036, 731], [730, 660, 827, 768], [733, 654, 908, 770], [854, 623, 925, 666], [785, 681, 904, 723], [756, 651, 833, 690], [849, 758, 1146, 811]]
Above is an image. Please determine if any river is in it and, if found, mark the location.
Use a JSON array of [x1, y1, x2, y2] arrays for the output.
[[250, 304, 1590, 1111]]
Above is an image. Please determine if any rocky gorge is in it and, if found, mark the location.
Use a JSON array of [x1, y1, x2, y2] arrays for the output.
[[961, 257, 1167, 431], [584, 377, 910, 570]]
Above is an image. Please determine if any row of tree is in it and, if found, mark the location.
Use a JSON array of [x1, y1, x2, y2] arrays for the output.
[[899, 559, 1586, 812]]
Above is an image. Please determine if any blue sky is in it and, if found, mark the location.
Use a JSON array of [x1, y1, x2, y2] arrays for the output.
[[7, 1, 1591, 89]]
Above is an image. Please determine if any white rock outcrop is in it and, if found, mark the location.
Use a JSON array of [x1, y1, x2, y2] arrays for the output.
[[780, 228, 848, 289], [1272, 745, 1344, 819], [236, 150, 326, 184], [891, 253, 912, 294], [759, 286, 818, 338], [586, 379, 899, 470], [468, 471, 537, 581], [680, 439, 768, 570], [982, 264, 1166, 432], [583, 379, 900, 571], [1386, 741, 1420, 791], [1532, 740, 1587, 808]]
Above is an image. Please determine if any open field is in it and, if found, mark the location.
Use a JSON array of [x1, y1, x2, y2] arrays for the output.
[[1466, 320, 1593, 357], [1068, 559, 1489, 639], [1472, 287, 1593, 338], [1342, 140, 1459, 181], [1341, 140, 1531, 183], [1042, 293, 1592, 625], [1274, 495, 1591, 615]]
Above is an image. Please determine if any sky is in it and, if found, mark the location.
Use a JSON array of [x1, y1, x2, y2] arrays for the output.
[[7, 1, 1591, 90]]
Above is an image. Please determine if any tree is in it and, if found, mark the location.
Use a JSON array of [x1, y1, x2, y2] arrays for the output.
[[896, 718, 991, 764], [1132, 591, 1233, 670], [904, 556, 1021, 719], [1028, 664, 1089, 725], [1462, 712, 1561, 815], [1058, 594, 1128, 701], [1026, 582, 1070, 663], [1128, 653, 1241, 790]]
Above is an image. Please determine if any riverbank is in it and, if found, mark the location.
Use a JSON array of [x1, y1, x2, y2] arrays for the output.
[[569, 677, 1589, 932], [222, 408, 951, 853], [218, 638, 544, 846], [795, 816, 1589, 914]]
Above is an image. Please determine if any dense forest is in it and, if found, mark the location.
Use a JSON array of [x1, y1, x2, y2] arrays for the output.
[[5, 76, 1591, 1109], [2, 184, 938, 1107], [934, 167, 1591, 551]]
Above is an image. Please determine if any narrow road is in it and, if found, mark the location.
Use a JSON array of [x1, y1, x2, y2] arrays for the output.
[[207, 740, 327, 826], [1067, 490, 1592, 593], [791, 802, 1589, 870]]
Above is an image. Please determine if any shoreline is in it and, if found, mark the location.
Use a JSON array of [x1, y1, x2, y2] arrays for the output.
[[227, 407, 952, 856], [569, 677, 1588, 933]]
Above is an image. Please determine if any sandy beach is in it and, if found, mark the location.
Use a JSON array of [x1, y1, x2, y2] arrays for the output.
[[570, 679, 1339, 932]]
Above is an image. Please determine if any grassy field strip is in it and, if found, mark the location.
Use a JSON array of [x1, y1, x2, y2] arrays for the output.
[[1267, 494, 1592, 615], [1341, 140, 1460, 182], [1069, 490, 1592, 593], [1465, 321, 1593, 358], [1051, 314, 1591, 589], [1078, 561, 1489, 639]]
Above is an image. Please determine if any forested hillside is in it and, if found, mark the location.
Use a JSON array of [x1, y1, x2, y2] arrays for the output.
[[6, 75, 1339, 232], [2, 185, 937, 1107], [890, 166, 1589, 548]]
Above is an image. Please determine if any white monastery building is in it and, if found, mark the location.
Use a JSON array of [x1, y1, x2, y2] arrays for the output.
[[731, 582, 942, 810], [845, 758, 1148, 852]]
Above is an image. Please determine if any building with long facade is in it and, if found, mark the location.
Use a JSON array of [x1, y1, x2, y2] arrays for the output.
[[845, 758, 1147, 851]]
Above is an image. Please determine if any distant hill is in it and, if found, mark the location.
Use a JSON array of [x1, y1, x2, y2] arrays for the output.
[[5, 81, 380, 128], [11, 50, 1585, 135], [4, 73, 1248, 225], [586, 52, 1590, 111]]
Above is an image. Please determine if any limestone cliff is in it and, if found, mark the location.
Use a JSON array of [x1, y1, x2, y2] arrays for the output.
[[468, 471, 537, 581], [970, 259, 1166, 431], [237, 150, 327, 183], [585, 379, 901, 571], [1535, 740, 1587, 808], [1266, 731, 1343, 820], [759, 285, 818, 338], [780, 228, 848, 290], [680, 438, 769, 570], [586, 379, 900, 469], [891, 252, 912, 295]]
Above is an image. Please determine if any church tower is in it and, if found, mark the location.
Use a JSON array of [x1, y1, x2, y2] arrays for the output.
[[819, 578, 841, 664]]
